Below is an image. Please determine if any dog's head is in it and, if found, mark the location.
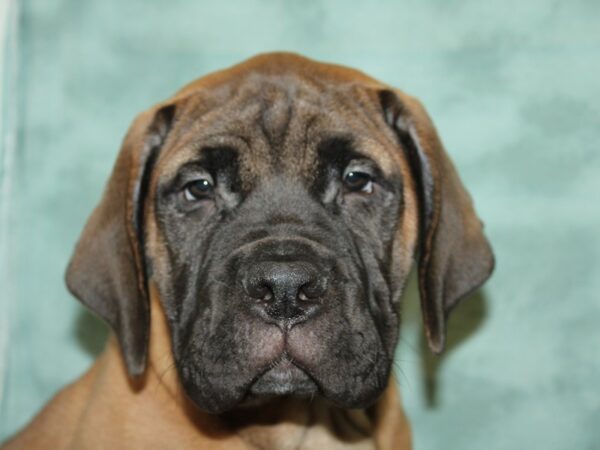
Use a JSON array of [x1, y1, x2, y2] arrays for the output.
[[66, 53, 493, 414]]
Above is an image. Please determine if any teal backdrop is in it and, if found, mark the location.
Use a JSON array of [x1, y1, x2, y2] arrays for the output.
[[1, 1, 599, 449]]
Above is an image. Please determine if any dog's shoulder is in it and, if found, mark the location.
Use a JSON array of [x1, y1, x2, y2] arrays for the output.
[[1, 368, 97, 450]]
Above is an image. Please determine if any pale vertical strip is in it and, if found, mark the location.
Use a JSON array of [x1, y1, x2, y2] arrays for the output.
[[0, 0, 18, 434]]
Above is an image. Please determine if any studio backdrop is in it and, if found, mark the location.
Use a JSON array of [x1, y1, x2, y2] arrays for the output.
[[1, 1, 599, 449]]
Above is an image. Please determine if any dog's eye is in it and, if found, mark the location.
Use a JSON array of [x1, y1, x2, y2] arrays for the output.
[[183, 178, 214, 201], [343, 171, 373, 194]]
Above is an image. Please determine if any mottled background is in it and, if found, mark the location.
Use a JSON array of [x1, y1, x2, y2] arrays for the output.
[[1, 1, 599, 448]]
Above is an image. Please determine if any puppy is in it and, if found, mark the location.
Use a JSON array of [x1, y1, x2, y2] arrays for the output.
[[2, 53, 494, 450]]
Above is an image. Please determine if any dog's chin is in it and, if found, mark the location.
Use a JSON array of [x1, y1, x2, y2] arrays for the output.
[[180, 358, 319, 414], [182, 356, 386, 414], [245, 358, 319, 402]]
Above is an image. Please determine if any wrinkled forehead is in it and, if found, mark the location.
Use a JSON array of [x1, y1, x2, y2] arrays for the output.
[[155, 73, 400, 183]]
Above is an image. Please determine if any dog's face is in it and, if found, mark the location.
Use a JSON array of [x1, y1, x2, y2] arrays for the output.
[[66, 53, 494, 414], [147, 75, 412, 412]]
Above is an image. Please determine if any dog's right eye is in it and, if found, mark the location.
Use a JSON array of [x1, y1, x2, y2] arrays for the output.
[[343, 171, 373, 194], [183, 178, 214, 201]]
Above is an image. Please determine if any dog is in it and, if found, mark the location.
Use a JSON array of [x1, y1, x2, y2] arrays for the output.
[[2, 52, 494, 450]]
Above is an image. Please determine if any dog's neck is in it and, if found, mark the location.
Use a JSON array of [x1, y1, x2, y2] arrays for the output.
[[64, 287, 411, 449]]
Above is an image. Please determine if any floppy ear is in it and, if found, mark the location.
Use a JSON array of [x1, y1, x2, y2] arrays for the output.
[[65, 102, 176, 376], [380, 89, 494, 353]]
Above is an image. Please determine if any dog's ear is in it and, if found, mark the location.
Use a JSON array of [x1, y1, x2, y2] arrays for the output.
[[65, 102, 176, 377], [379, 89, 494, 353]]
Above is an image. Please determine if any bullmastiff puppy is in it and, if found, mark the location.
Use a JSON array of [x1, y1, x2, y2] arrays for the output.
[[2, 53, 494, 450]]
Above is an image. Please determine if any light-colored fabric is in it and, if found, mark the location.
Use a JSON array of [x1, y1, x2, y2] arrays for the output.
[[1, 1, 599, 448], [0, 0, 18, 431]]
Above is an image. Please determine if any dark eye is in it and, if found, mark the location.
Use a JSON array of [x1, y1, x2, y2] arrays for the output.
[[343, 171, 373, 194], [183, 178, 214, 201]]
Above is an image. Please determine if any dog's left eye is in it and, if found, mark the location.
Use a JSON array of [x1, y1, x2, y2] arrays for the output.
[[343, 171, 373, 194], [183, 178, 214, 201]]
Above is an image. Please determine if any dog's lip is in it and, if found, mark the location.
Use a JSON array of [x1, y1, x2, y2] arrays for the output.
[[247, 356, 319, 398]]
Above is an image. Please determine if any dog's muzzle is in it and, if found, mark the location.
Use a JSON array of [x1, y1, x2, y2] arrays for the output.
[[233, 237, 335, 399]]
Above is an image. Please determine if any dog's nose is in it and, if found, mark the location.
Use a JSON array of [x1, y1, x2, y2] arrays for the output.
[[242, 260, 327, 326]]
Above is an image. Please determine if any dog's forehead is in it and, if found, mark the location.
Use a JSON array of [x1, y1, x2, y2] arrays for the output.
[[174, 52, 384, 97], [156, 57, 400, 182]]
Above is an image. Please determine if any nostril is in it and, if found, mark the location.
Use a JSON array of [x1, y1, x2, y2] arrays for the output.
[[298, 288, 311, 302], [256, 284, 274, 302], [298, 279, 327, 301], [243, 279, 274, 302]]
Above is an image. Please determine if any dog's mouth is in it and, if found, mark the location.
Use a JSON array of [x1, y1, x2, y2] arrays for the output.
[[245, 356, 319, 402]]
